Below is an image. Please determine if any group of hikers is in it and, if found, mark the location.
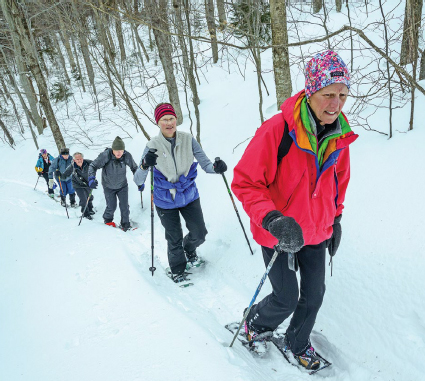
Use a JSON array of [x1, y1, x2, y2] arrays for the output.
[[34, 50, 357, 372]]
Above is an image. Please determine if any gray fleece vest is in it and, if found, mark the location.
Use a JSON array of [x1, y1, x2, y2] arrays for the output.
[[147, 131, 194, 182], [147, 131, 194, 198]]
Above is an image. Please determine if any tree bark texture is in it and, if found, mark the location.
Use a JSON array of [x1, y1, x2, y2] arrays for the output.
[[0, 117, 15, 147], [419, 49, 425, 81], [147, 0, 183, 124], [336, 0, 342, 12], [270, 0, 292, 109], [313, 0, 322, 13], [216, 0, 227, 29], [1, 0, 66, 150], [400, 0, 423, 66], [205, 0, 219, 63]]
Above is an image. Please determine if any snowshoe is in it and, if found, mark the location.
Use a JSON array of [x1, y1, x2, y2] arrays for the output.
[[165, 267, 194, 287], [105, 221, 116, 228], [243, 321, 272, 356], [293, 344, 321, 371], [185, 252, 205, 269]]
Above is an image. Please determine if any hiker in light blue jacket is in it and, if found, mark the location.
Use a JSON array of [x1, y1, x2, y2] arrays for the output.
[[134, 103, 227, 283], [49, 148, 76, 208]]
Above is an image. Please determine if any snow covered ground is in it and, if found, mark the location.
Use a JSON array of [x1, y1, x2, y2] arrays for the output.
[[1, 4, 425, 380]]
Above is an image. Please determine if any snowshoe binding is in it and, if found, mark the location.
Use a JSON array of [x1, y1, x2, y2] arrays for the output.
[[185, 251, 205, 269]]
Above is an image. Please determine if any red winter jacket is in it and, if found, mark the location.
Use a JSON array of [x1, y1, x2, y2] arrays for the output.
[[231, 91, 358, 249]]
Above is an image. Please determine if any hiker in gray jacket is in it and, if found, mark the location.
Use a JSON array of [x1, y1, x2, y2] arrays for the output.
[[133, 103, 227, 282], [88, 136, 138, 231]]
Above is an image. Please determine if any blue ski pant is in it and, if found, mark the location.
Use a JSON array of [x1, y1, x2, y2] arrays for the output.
[[58, 179, 75, 197]]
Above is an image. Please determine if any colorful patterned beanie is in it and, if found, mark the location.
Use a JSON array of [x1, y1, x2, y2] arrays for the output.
[[154, 103, 177, 124], [305, 50, 350, 98]]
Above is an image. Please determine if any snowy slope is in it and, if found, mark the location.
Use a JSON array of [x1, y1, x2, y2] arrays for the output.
[[2, 5, 425, 380]]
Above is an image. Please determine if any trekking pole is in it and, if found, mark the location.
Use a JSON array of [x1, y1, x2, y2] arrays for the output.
[[141, 191, 144, 209], [229, 246, 282, 347], [57, 175, 69, 219], [78, 189, 93, 226], [215, 157, 254, 255], [149, 165, 156, 276], [34, 175, 40, 190]]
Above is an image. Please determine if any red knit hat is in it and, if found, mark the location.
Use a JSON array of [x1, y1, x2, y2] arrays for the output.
[[154, 103, 176, 124]]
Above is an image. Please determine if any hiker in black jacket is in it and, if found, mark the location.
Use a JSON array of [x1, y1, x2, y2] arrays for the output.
[[88, 136, 138, 231], [63, 152, 95, 220]]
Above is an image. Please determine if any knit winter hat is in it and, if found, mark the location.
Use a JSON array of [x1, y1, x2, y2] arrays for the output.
[[305, 50, 350, 98], [40, 149, 47, 155], [60, 147, 69, 155], [112, 136, 125, 150], [154, 103, 177, 124]]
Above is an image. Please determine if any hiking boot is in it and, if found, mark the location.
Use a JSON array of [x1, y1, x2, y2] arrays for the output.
[[185, 250, 203, 268], [60, 196, 67, 207], [243, 320, 272, 356], [120, 223, 132, 232], [171, 271, 189, 283], [69, 193, 77, 208], [293, 344, 321, 370]]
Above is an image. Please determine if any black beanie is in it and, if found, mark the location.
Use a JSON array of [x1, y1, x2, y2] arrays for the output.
[[112, 136, 125, 150], [60, 147, 69, 155]]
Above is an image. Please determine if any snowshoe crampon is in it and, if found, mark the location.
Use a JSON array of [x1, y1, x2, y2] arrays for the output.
[[165, 267, 194, 288], [271, 331, 332, 375], [225, 322, 272, 357]]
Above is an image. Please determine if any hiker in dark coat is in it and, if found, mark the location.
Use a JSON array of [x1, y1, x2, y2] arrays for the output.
[[88, 136, 138, 231], [63, 152, 95, 220]]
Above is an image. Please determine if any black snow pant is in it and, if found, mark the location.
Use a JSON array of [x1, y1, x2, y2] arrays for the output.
[[103, 185, 130, 227], [246, 242, 327, 355], [75, 187, 94, 214], [42, 172, 54, 195], [156, 197, 208, 275]]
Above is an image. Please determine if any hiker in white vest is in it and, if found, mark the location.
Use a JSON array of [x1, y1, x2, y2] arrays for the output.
[[134, 103, 227, 283]]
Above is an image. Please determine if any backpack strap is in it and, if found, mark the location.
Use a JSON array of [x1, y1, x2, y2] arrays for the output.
[[277, 121, 293, 166]]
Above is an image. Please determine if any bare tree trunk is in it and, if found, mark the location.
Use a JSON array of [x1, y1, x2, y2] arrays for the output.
[[133, 24, 150, 62], [146, 0, 183, 124], [270, 0, 292, 109], [379, 0, 392, 138], [346, 0, 354, 72], [71, 36, 86, 92], [216, 0, 227, 29], [1, 50, 39, 148], [419, 49, 425, 81], [1, 0, 66, 150], [400, 0, 423, 66], [0, 1, 44, 135], [336, 0, 342, 12], [53, 34, 71, 85], [205, 0, 219, 63], [93, 8, 117, 107], [313, 0, 322, 14], [115, 16, 127, 63], [0, 76, 24, 133], [58, 14, 77, 71], [0, 117, 15, 147], [174, 0, 201, 141]]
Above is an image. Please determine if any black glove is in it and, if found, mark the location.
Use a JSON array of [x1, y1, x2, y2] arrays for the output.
[[328, 215, 342, 257], [213, 159, 227, 174], [55, 169, 62, 178], [263, 210, 304, 253], [138, 184, 145, 192], [142, 149, 158, 169], [38, 172, 43, 177]]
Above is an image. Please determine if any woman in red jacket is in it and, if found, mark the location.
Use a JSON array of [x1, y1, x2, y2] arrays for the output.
[[231, 50, 358, 370]]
